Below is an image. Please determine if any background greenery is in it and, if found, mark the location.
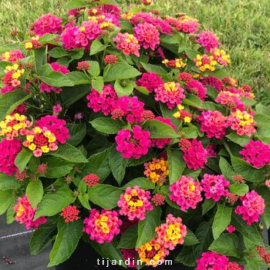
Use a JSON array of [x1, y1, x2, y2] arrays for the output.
[[1, 0, 269, 103]]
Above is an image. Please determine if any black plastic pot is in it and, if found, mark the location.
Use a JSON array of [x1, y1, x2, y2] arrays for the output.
[[55, 241, 193, 270]]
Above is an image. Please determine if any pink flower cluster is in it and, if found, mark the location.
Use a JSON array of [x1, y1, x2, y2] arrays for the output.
[[169, 176, 203, 211], [136, 72, 163, 93], [83, 209, 122, 244], [166, 16, 199, 33], [61, 205, 80, 223], [154, 82, 185, 109], [134, 23, 160, 50], [83, 173, 100, 187], [240, 140, 270, 168], [113, 33, 140, 56], [197, 110, 228, 139], [87, 84, 118, 116], [31, 13, 62, 36], [117, 186, 153, 220], [196, 251, 229, 270], [179, 139, 208, 170], [14, 195, 46, 230], [51, 62, 70, 74], [196, 31, 220, 52], [185, 79, 207, 101], [151, 117, 176, 148], [201, 174, 230, 201], [216, 91, 244, 110], [0, 139, 21, 176], [36, 115, 70, 144], [121, 249, 137, 268], [155, 214, 187, 250], [235, 191, 265, 225], [0, 50, 24, 62], [201, 75, 224, 91], [115, 125, 151, 159], [111, 96, 145, 123]]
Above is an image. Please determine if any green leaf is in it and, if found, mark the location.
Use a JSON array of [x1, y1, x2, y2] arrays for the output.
[[254, 114, 270, 128], [122, 177, 155, 190], [90, 239, 126, 268], [226, 133, 251, 147], [45, 158, 73, 178], [114, 80, 134, 96], [140, 62, 167, 74], [82, 147, 112, 182], [35, 187, 75, 219], [48, 47, 69, 58], [90, 39, 107, 56], [91, 117, 122, 134], [48, 219, 83, 267], [159, 185, 179, 210], [184, 229, 200, 246], [15, 148, 32, 173], [88, 61, 100, 77], [232, 213, 263, 246], [66, 0, 86, 9], [229, 183, 249, 196], [109, 148, 128, 185], [0, 173, 21, 190], [91, 76, 104, 93], [78, 193, 91, 210], [212, 204, 232, 239], [67, 123, 87, 146], [0, 190, 14, 215], [143, 120, 179, 139], [118, 225, 138, 249], [182, 127, 198, 139], [231, 156, 264, 182], [256, 103, 270, 116], [209, 234, 240, 257], [34, 47, 47, 73], [167, 149, 186, 184], [26, 180, 43, 207], [67, 71, 90, 85], [30, 223, 57, 255], [136, 207, 161, 247], [104, 62, 141, 82], [256, 187, 270, 229], [128, 152, 155, 167], [88, 184, 122, 209], [61, 84, 89, 107], [38, 34, 59, 46], [219, 157, 236, 181], [0, 90, 29, 121], [202, 199, 216, 215], [183, 94, 203, 109], [50, 143, 88, 163], [245, 258, 260, 270]]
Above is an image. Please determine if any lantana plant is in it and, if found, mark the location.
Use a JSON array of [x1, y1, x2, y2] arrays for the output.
[[0, 0, 270, 269]]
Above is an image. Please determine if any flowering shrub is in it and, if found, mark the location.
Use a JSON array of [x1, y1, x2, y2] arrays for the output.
[[0, 0, 270, 269]]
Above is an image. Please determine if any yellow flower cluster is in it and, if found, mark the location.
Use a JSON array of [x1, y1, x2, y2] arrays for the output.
[[173, 104, 192, 123], [125, 189, 144, 210], [195, 54, 217, 72], [144, 158, 169, 185], [234, 110, 254, 127], [95, 215, 110, 234]]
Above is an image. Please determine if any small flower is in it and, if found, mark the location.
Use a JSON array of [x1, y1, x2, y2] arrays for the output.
[[121, 249, 137, 268], [151, 194, 165, 206], [162, 58, 187, 69], [118, 186, 153, 221], [53, 104, 62, 115], [226, 225, 236, 233], [201, 174, 230, 202], [235, 190, 265, 225], [155, 214, 187, 250], [169, 176, 203, 211], [173, 105, 193, 123], [144, 158, 169, 185], [141, 0, 152, 5], [227, 193, 239, 205], [196, 251, 229, 270], [211, 48, 230, 66], [37, 163, 48, 174], [113, 33, 140, 56], [14, 195, 46, 230], [61, 205, 80, 223], [136, 72, 163, 93], [240, 140, 270, 168], [194, 54, 217, 72], [115, 126, 151, 159], [196, 31, 220, 52], [83, 173, 100, 187], [232, 175, 245, 184], [84, 209, 122, 244], [137, 237, 169, 267], [104, 54, 117, 65], [77, 61, 90, 70], [266, 180, 270, 187], [15, 170, 28, 182]]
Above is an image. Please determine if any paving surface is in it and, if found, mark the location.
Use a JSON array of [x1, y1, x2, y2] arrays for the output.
[[0, 216, 49, 270]]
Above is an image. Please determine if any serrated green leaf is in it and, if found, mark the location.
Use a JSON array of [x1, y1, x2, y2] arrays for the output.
[[219, 156, 236, 181], [48, 219, 83, 267], [184, 229, 200, 246], [15, 148, 33, 173], [118, 225, 138, 249], [136, 207, 161, 247], [90, 39, 107, 56], [0, 173, 21, 190], [0, 190, 14, 215], [26, 180, 43, 207], [88, 184, 122, 209], [91, 76, 104, 93], [202, 199, 216, 215], [167, 149, 186, 184], [226, 133, 251, 147], [229, 183, 249, 196], [122, 177, 155, 190], [91, 117, 122, 134], [212, 204, 232, 239], [114, 80, 134, 96]]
